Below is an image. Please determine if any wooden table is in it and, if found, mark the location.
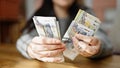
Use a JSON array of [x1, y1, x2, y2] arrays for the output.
[[0, 44, 120, 68]]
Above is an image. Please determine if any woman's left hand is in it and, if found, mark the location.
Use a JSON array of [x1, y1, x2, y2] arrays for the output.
[[72, 34, 101, 57]]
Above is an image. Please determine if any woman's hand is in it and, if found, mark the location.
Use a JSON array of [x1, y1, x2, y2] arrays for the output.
[[72, 34, 101, 57], [27, 36, 65, 62]]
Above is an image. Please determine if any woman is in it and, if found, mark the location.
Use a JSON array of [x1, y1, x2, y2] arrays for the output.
[[16, 0, 113, 62]]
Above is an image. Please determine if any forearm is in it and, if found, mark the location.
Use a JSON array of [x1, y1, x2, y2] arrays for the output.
[[16, 34, 33, 59]]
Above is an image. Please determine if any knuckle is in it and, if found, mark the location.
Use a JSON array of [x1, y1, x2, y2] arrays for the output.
[[43, 37, 52, 44], [41, 37, 46, 42], [49, 38, 56, 43]]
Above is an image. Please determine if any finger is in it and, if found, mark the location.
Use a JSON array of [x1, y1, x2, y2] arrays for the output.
[[72, 37, 87, 52], [32, 36, 61, 45], [27, 45, 37, 59], [72, 37, 94, 57], [38, 57, 64, 62], [75, 34, 99, 46], [78, 41, 88, 51], [33, 48, 65, 57], [85, 46, 97, 55], [76, 42, 93, 57], [30, 43, 65, 51], [32, 49, 64, 62], [79, 50, 93, 57], [75, 34, 92, 43], [78, 41, 98, 57], [72, 37, 80, 50], [72, 37, 79, 46], [89, 38, 99, 46], [86, 41, 101, 55]]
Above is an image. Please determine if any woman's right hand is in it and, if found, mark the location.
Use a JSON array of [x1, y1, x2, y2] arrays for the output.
[[27, 36, 65, 62]]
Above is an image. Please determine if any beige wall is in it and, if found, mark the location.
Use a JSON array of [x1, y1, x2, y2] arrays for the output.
[[85, 0, 120, 52], [109, 0, 120, 52], [25, 0, 43, 20]]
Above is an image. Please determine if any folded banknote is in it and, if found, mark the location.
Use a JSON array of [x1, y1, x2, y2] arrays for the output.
[[63, 9, 101, 60]]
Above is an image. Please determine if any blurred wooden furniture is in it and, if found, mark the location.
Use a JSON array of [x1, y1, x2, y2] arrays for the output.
[[0, 0, 21, 20], [0, 44, 120, 68], [0, 21, 21, 44], [0, 0, 24, 44]]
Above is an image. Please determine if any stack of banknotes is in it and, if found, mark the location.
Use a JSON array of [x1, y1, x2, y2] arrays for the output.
[[33, 9, 101, 61], [33, 16, 61, 39]]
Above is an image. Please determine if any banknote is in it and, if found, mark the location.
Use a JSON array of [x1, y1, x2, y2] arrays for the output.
[[63, 9, 101, 60], [33, 16, 61, 39], [74, 9, 101, 32]]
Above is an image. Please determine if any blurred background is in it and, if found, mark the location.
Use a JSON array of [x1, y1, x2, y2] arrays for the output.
[[0, 0, 120, 53]]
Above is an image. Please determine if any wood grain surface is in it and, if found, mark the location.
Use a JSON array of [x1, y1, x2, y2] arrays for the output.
[[0, 44, 120, 68]]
